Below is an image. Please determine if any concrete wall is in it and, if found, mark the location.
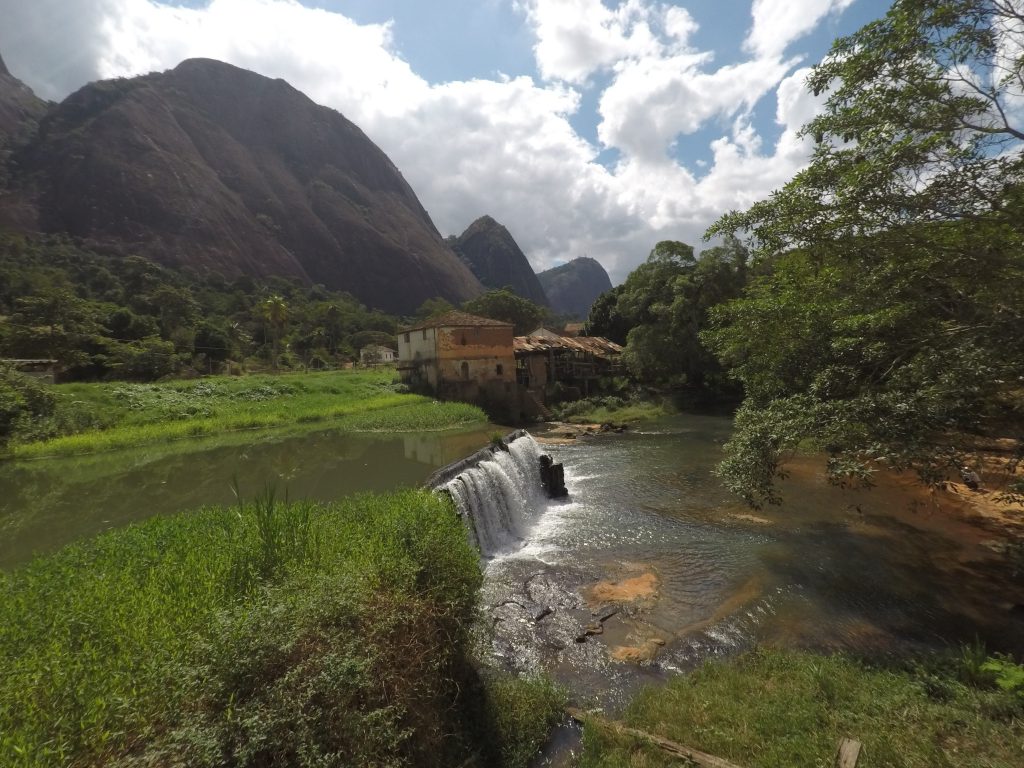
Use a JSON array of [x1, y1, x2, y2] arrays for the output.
[[398, 327, 439, 389]]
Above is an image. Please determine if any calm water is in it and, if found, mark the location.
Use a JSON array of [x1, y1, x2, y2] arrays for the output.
[[0, 425, 499, 568], [481, 415, 1024, 710]]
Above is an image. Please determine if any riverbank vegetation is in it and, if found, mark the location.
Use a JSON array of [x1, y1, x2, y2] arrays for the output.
[[0, 489, 563, 767], [0, 231, 404, 380], [585, 0, 1024, 507], [552, 393, 673, 425], [577, 648, 1024, 767], [2, 368, 485, 458]]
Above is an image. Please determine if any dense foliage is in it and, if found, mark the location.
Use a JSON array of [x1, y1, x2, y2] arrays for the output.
[[705, 0, 1024, 505], [586, 238, 748, 398], [0, 364, 55, 447], [0, 490, 564, 767], [462, 287, 547, 335], [0, 231, 399, 381]]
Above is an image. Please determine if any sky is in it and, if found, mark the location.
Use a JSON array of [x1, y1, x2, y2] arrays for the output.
[[0, 0, 892, 284]]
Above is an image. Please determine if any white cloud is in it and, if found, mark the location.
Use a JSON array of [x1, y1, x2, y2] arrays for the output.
[[517, 0, 695, 84], [745, 0, 855, 59], [597, 54, 792, 161], [0, 0, 855, 285]]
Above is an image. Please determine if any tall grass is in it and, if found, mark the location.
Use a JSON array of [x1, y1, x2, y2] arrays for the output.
[[11, 371, 486, 458], [0, 490, 560, 767]]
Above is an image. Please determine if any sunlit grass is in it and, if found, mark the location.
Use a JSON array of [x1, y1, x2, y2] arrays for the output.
[[0, 491, 477, 766], [12, 371, 486, 458], [577, 649, 1024, 768], [0, 489, 563, 767]]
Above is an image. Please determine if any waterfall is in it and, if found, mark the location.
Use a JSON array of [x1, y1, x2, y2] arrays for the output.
[[437, 433, 551, 558]]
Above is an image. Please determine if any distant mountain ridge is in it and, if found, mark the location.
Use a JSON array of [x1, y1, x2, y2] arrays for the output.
[[537, 257, 613, 319], [0, 52, 48, 150], [450, 215, 549, 306], [0, 57, 482, 314]]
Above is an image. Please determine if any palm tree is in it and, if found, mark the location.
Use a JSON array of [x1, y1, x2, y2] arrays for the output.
[[260, 296, 288, 371]]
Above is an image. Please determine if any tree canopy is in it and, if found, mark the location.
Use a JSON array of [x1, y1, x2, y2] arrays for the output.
[[705, 0, 1024, 506], [586, 238, 748, 396], [462, 288, 546, 335], [0, 232, 399, 381]]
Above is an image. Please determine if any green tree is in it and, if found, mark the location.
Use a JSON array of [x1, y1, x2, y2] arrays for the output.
[[585, 285, 629, 344], [260, 296, 289, 371], [587, 240, 747, 393], [462, 288, 545, 335], [706, 0, 1024, 506], [0, 364, 56, 448], [414, 297, 455, 322]]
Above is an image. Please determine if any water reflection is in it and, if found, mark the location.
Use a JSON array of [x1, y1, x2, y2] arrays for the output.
[[0, 425, 499, 568]]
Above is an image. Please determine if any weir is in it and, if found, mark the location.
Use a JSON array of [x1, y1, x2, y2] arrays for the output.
[[425, 430, 567, 558]]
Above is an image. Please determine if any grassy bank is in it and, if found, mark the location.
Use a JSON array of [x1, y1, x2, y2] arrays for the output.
[[10, 369, 485, 458], [577, 649, 1024, 767], [553, 394, 673, 424], [0, 489, 563, 767]]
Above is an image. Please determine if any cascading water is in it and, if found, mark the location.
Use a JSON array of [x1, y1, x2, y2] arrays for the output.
[[439, 433, 550, 558]]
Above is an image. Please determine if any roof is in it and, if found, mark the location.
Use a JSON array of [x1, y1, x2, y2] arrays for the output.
[[401, 311, 513, 332], [562, 322, 585, 336], [513, 334, 624, 359], [525, 326, 565, 340]]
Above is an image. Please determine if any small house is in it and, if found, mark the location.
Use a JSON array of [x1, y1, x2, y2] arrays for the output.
[[397, 311, 516, 411], [359, 344, 397, 366]]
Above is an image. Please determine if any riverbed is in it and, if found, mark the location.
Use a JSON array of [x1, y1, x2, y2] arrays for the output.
[[479, 415, 1024, 712]]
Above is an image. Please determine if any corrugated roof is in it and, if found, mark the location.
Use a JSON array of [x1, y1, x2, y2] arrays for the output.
[[401, 311, 513, 332], [513, 334, 623, 358]]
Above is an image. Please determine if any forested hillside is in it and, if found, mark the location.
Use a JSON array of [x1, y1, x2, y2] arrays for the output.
[[0, 232, 398, 381]]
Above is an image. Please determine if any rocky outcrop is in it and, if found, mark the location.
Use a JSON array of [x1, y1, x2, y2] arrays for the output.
[[537, 257, 613, 319], [0, 52, 49, 152], [451, 215, 549, 306], [1, 57, 482, 313]]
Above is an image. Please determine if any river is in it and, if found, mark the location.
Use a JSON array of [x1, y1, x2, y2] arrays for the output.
[[0, 424, 500, 568], [476, 415, 1024, 712], [3, 413, 1021, 712]]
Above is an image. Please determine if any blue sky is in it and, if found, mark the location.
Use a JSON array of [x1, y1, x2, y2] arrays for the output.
[[0, 0, 894, 282]]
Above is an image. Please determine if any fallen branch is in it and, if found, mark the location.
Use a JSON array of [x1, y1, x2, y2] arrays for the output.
[[566, 707, 747, 768]]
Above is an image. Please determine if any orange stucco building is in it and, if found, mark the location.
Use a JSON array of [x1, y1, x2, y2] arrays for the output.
[[397, 311, 516, 413]]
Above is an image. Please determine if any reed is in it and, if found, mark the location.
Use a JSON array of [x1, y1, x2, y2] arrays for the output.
[[0, 489, 560, 767]]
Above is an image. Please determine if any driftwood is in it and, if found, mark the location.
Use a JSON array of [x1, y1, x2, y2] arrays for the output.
[[834, 738, 862, 767], [566, 708, 746, 768], [568, 708, 863, 768]]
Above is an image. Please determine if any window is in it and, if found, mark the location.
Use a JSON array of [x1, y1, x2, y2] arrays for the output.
[[461, 362, 469, 380], [404, 332, 410, 343], [422, 329, 427, 340], [495, 364, 503, 375]]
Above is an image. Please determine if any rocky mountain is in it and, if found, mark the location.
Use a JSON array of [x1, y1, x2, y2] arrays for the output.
[[1, 57, 482, 314], [450, 215, 549, 306], [0, 52, 48, 150], [537, 257, 613, 319]]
